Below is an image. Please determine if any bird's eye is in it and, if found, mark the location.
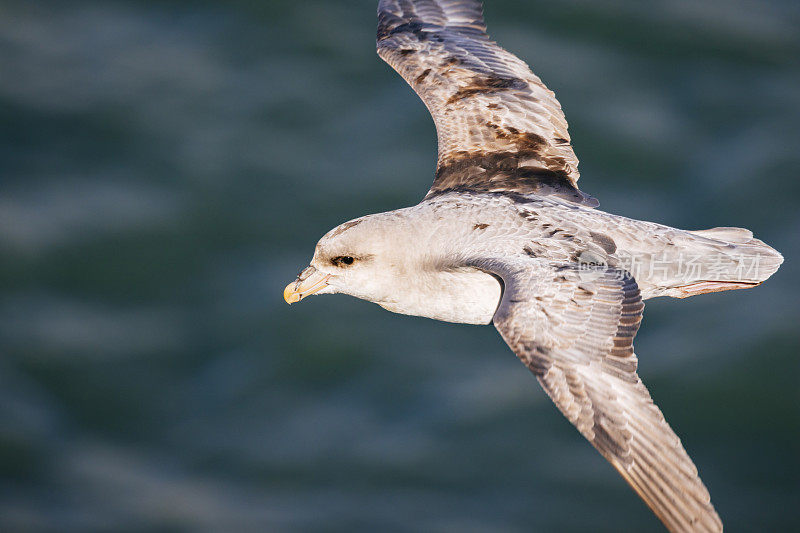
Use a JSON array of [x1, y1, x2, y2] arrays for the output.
[[331, 256, 355, 267]]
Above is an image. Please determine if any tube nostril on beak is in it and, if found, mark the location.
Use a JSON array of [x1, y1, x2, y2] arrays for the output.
[[284, 266, 330, 304], [297, 266, 316, 281]]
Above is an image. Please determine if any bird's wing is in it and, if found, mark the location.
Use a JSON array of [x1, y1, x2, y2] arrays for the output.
[[480, 257, 722, 532], [377, 0, 597, 206]]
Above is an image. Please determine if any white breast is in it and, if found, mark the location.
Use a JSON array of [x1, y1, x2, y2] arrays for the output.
[[378, 268, 502, 325]]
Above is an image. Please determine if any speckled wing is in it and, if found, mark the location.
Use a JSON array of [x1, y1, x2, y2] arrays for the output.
[[377, 0, 597, 206], [485, 259, 722, 532]]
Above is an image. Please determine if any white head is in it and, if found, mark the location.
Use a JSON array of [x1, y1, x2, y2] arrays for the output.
[[284, 207, 502, 324], [284, 212, 426, 308]]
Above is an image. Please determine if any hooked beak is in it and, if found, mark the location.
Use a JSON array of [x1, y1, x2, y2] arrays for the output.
[[284, 266, 331, 304]]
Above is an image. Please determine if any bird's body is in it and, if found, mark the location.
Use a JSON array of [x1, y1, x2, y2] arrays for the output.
[[319, 191, 780, 325], [284, 1, 784, 531]]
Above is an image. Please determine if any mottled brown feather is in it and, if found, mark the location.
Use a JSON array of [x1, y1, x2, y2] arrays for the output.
[[377, 0, 596, 206], [482, 258, 722, 533]]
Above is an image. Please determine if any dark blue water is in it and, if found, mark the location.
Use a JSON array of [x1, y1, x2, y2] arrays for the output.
[[1, 1, 798, 531]]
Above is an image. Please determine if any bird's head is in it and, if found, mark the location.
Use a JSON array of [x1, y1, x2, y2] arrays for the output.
[[284, 213, 422, 306]]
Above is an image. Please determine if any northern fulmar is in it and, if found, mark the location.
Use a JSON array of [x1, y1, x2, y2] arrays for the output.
[[283, 1, 783, 531]]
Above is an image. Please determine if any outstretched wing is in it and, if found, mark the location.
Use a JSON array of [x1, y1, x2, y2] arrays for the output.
[[377, 0, 597, 206], [484, 258, 722, 532]]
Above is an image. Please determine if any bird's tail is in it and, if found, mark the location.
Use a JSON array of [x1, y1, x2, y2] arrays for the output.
[[664, 226, 783, 298]]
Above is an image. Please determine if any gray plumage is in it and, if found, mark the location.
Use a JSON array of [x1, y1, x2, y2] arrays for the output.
[[284, 2, 784, 531]]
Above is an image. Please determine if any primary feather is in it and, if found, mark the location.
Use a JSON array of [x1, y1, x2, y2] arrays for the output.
[[377, 0, 596, 206]]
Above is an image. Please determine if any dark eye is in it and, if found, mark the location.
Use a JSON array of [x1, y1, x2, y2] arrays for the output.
[[331, 255, 355, 267]]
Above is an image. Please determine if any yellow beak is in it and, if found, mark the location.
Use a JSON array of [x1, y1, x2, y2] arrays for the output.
[[284, 266, 331, 304]]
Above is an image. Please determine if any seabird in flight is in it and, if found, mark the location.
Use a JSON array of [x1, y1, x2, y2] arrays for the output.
[[284, 2, 783, 530]]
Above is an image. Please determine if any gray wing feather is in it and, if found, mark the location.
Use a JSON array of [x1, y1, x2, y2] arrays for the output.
[[485, 258, 723, 532], [377, 0, 597, 206]]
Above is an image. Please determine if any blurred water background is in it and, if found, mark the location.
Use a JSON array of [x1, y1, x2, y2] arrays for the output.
[[1, 0, 798, 531]]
